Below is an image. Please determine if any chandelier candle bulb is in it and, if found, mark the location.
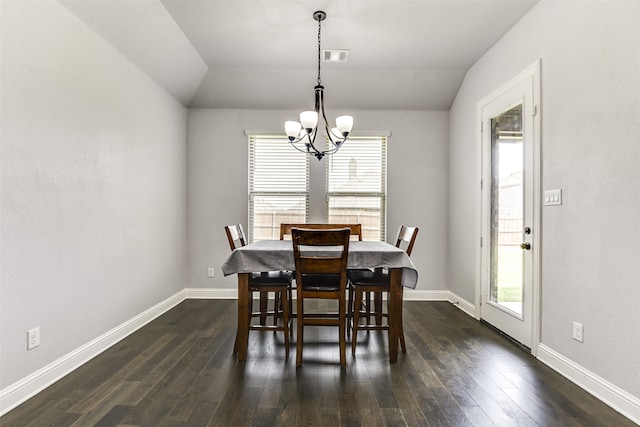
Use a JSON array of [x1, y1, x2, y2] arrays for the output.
[[285, 121, 302, 139], [336, 116, 354, 135], [300, 111, 318, 131]]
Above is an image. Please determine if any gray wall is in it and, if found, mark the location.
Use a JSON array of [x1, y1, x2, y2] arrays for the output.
[[187, 109, 449, 292], [0, 1, 187, 388], [449, 1, 640, 397]]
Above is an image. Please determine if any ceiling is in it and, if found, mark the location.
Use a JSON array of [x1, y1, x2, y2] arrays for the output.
[[60, 0, 538, 111]]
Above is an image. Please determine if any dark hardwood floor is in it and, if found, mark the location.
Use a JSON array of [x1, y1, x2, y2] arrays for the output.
[[2, 300, 636, 426]]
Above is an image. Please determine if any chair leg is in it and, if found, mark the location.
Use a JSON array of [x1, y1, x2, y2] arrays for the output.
[[282, 289, 290, 358], [339, 294, 346, 368], [374, 293, 383, 325], [351, 289, 363, 355], [289, 290, 295, 337], [364, 291, 371, 324], [273, 291, 281, 328], [296, 295, 304, 367], [259, 293, 268, 325], [346, 286, 353, 336]]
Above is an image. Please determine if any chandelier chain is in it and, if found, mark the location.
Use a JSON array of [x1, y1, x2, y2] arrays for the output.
[[317, 18, 322, 85]]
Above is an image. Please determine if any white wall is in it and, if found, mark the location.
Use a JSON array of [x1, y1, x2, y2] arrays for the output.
[[187, 109, 449, 292], [449, 0, 639, 400], [0, 0, 187, 389]]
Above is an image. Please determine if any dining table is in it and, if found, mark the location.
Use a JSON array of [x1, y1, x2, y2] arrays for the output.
[[221, 239, 418, 362]]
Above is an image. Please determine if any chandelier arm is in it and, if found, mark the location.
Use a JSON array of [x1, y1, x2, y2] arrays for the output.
[[288, 130, 314, 147], [318, 87, 346, 148], [288, 133, 309, 145], [288, 132, 322, 156], [288, 140, 312, 154], [305, 127, 323, 156], [323, 140, 342, 154]]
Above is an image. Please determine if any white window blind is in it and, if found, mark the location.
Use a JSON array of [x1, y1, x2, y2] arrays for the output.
[[326, 136, 387, 241], [249, 135, 309, 241]]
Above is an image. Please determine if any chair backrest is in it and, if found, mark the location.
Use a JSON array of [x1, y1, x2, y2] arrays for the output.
[[280, 223, 362, 241], [291, 228, 351, 291], [395, 225, 419, 256], [224, 224, 247, 251]]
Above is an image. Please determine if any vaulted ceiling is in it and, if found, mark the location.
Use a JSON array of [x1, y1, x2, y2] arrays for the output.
[[60, 0, 538, 110]]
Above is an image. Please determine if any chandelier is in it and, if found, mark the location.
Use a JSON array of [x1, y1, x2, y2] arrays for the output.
[[285, 11, 354, 160]]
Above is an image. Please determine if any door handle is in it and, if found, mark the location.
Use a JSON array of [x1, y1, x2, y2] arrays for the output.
[[520, 242, 531, 250]]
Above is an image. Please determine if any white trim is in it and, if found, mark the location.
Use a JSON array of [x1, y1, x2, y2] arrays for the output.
[[184, 287, 237, 299], [403, 289, 450, 301], [448, 292, 476, 317], [537, 344, 640, 425], [244, 129, 391, 137], [185, 287, 454, 302], [475, 59, 542, 355], [0, 290, 186, 417]]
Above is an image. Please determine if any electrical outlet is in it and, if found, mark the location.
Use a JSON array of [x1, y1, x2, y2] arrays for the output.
[[207, 267, 215, 278], [572, 322, 584, 342], [27, 327, 40, 350]]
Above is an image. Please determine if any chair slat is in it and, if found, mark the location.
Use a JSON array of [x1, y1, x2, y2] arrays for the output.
[[280, 223, 362, 241]]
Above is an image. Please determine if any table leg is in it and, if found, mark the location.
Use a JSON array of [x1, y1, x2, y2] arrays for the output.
[[235, 273, 250, 362], [388, 268, 403, 363]]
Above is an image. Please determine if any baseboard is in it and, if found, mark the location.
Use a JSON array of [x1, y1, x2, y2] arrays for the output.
[[184, 287, 455, 302], [403, 289, 450, 301], [537, 344, 640, 425], [0, 290, 186, 417], [447, 292, 477, 317], [184, 287, 237, 299]]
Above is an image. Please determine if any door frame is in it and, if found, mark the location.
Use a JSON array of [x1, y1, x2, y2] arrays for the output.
[[474, 60, 541, 356]]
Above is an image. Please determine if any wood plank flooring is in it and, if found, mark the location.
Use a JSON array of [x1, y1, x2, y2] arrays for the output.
[[2, 300, 636, 426]]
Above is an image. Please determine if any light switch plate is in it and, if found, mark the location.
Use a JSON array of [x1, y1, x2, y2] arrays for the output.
[[544, 189, 562, 206]]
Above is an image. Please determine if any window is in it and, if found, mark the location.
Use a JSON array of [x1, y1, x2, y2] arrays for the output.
[[326, 136, 387, 241], [249, 135, 309, 242]]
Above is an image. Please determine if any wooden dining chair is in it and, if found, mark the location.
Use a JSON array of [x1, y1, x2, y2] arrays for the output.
[[292, 227, 351, 367], [225, 224, 293, 356], [350, 225, 419, 355], [280, 223, 362, 332]]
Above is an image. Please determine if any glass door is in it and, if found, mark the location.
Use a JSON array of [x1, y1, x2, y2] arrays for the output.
[[479, 64, 539, 350]]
